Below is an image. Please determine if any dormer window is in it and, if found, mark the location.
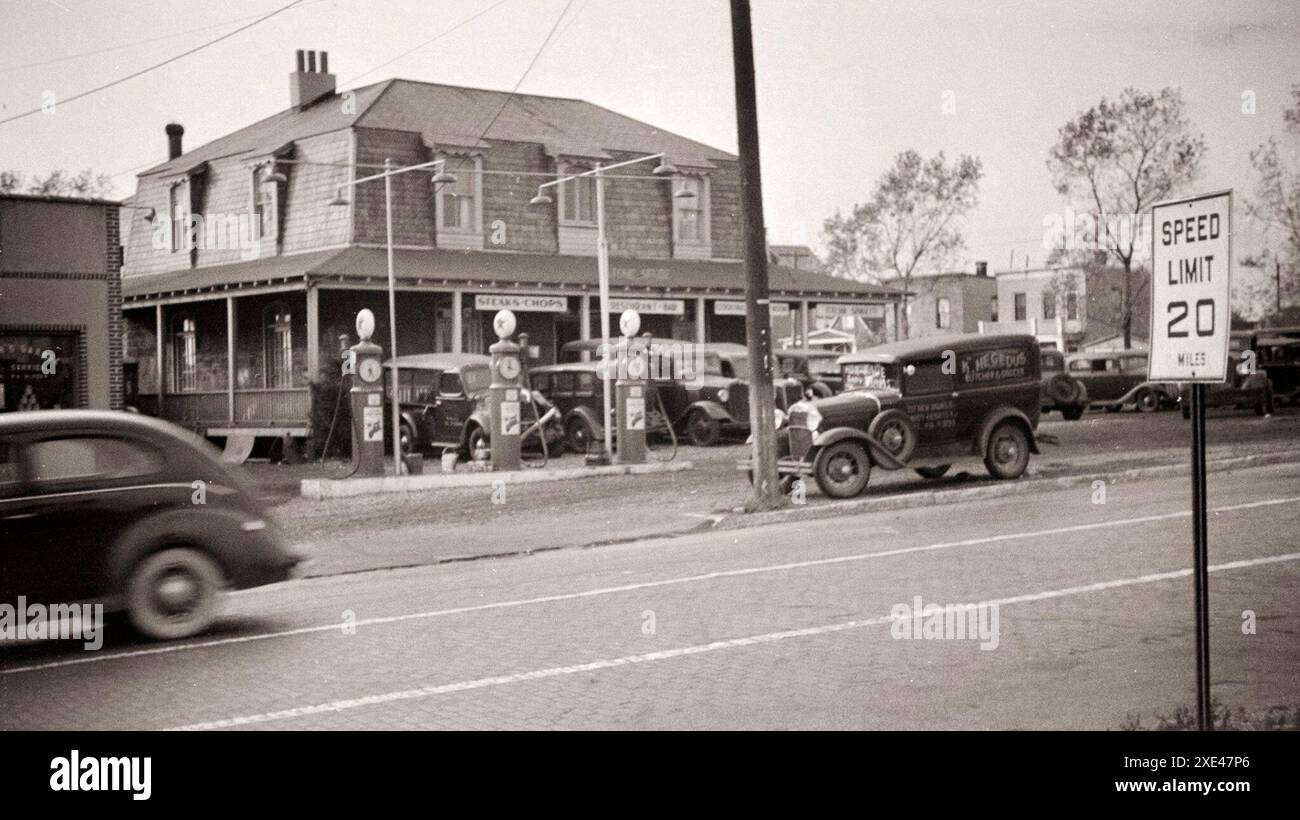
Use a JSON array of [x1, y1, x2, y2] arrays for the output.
[[560, 165, 596, 225], [672, 174, 710, 259], [169, 181, 189, 252], [252, 165, 276, 239], [435, 154, 484, 250]]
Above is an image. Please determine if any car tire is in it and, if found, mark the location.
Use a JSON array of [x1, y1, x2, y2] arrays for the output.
[[1048, 374, 1078, 405], [126, 547, 225, 641], [465, 425, 488, 460], [914, 464, 951, 480], [813, 441, 872, 498], [566, 417, 594, 454], [983, 421, 1030, 480], [687, 411, 722, 447], [1061, 405, 1085, 421], [1135, 388, 1160, 413], [866, 408, 917, 467], [398, 422, 416, 456]]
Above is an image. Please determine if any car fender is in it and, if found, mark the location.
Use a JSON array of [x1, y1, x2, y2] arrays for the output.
[[462, 410, 493, 447], [399, 409, 421, 434], [565, 404, 605, 436], [685, 400, 733, 424], [974, 407, 1040, 456], [812, 426, 871, 449], [106, 504, 267, 592]]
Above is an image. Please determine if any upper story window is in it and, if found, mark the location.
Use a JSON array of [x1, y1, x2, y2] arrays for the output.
[[169, 182, 189, 252], [252, 165, 275, 239], [990, 296, 998, 323], [1043, 292, 1056, 320], [1065, 291, 1079, 320], [936, 296, 951, 329], [1013, 292, 1027, 322], [560, 166, 596, 225], [436, 156, 481, 234], [673, 176, 707, 244]]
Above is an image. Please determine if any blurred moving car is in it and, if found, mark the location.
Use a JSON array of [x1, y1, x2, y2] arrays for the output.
[[1255, 330, 1300, 405], [775, 349, 843, 397], [0, 410, 303, 640], [1062, 350, 1175, 413], [760, 333, 1042, 498], [1039, 347, 1086, 420], [384, 353, 562, 459]]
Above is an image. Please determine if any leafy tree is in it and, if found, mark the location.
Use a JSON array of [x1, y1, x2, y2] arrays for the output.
[[822, 150, 983, 338], [1048, 87, 1206, 348], [1244, 84, 1300, 324], [0, 168, 115, 198]]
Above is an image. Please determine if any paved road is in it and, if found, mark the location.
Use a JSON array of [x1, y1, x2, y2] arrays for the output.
[[3, 461, 1297, 730]]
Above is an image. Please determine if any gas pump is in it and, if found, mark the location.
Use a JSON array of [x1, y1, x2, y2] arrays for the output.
[[615, 309, 647, 465], [488, 309, 523, 471], [348, 309, 387, 477]]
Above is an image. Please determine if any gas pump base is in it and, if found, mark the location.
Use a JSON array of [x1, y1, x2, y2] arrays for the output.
[[301, 459, 693, 500]]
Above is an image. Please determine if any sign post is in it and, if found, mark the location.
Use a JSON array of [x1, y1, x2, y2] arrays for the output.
[[1149, 189, 1233, 731]]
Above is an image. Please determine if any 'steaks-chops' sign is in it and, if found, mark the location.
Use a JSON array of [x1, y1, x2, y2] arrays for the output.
[[1149, 190, 1233, 383]]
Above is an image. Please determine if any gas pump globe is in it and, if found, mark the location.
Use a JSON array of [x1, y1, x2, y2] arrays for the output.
[[488, 309, 523, 471], [348, 309, 387, 477], [615, 309, 647, 464]]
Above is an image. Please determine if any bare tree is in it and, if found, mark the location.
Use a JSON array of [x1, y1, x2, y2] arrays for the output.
[[822, 150, 983, 338], [1244, 83, 1300, 323], [0, 168, 115, 198], [1048, 87, 1205, 348]]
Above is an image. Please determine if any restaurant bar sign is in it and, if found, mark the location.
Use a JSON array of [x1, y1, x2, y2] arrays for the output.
[[815, 303, 886, 320], [714, 301, 791, 317], [608, 298, 684, 316], [475, 294, 568, 313], [1148, 190, 1232, 382]]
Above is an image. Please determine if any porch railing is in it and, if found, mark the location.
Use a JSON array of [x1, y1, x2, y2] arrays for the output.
[[139, 388, 311, 428]]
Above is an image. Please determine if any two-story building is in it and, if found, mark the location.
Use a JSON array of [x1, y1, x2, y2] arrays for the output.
[[119, 50, 902, 443], [980, 265, 1086, 351], [905, 263, 998, 339]]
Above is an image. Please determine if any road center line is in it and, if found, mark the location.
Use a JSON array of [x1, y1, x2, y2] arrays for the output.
[[4, 494, 1297, 676], [167, 550, 1300, 731]]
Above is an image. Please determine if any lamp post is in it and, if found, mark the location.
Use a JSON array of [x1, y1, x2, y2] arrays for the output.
[[528, 154, 682, 461], [328, 157, 457, 476]]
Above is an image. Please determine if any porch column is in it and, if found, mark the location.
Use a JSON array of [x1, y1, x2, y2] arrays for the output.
[[579, 294, 591, 362], [800, 300, 811, 350], [226, 295, 236, 423], [452, 289, 463, 353], [306, 286, 320, 384], [154, 303, 164, 415], [695, 296, 707, 343]]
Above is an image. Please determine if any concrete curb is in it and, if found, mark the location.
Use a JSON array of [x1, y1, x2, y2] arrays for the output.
[[300, 459, 694, 500], [703, 450, 1300, 534]]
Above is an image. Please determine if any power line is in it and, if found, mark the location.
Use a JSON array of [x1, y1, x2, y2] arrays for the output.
[[0, 0, 305, 127], [0, 0, 328, 75], [340, 0, 515, 88]]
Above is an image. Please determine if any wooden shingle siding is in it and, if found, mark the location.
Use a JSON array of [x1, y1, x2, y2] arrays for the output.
[[478, 140, 558, 255], [280, 130, 353, 254], [352, 127, 433, 248]]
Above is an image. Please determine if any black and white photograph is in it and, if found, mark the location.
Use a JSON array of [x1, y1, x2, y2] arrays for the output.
[[0, 0, 1297, 798]]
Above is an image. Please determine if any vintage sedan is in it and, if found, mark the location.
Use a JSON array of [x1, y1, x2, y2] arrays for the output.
[[385, 353, 562, 459], [0, 410, 304, 640], [1178, 334, 1275, 418], [769, 334, 1043, 498], [775, 348, 843, 397], [1256, 331, 1300, 405], [1062, 350, 1176, 413], [529, 360, 673, 454], [559, 339, 803, 447]]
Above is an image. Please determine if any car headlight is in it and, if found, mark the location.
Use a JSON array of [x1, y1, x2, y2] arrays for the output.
[[718, 387, 730, 404], [790, 400, 822, 432]]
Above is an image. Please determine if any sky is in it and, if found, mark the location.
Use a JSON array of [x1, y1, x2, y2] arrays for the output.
[[1, 0, 1298, 294]]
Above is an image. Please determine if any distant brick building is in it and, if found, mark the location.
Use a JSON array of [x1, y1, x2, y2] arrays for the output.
[[0, 194, 124, 412], [906, 265, 998, 339], [119, 50, 902, 438]]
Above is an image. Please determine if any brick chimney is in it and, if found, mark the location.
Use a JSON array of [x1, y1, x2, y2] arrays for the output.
[[165, 122, 184, 160], [290, 49, 336, 109], [975, 260, 988, 277]]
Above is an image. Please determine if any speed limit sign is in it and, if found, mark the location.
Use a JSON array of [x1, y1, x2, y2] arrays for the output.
[[1148, 190, 1232, 382]]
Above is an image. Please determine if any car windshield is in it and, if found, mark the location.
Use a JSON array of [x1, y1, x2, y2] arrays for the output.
[[843, 361, 898, 391], [460, 365, 492, 393], [807, 357, 839, 376]]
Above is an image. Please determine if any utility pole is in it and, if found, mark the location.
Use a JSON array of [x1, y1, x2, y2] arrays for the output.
[[1278, 259, 1283, 315], [731, 0, 781, 507]]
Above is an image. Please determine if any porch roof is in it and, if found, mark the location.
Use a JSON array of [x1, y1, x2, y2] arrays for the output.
[[123, 246, 903, 303]]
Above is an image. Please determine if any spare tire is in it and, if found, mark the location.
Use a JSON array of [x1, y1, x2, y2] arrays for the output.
[[1048, 373, 1079, 405], [867, 408, 917, 468]]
